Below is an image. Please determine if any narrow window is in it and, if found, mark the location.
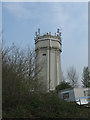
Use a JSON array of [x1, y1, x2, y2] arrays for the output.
[[63, 93, 69, 99], [83, 90, 89, 96], [42, 53, 46, 56], [84, 91, 86, 96]]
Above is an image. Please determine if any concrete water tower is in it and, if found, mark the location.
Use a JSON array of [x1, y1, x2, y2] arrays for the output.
[[34, 28, 62, 91]]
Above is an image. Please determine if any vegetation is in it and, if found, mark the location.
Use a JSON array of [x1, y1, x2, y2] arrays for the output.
[[2, 45, 44, 99], [3, 92, 89, 118], [2, 45, 44, 118], [67, 66, 79, 88], [55, 81, 72, 92], [2, 45, 89, 118], [82, 67, 90, 88]]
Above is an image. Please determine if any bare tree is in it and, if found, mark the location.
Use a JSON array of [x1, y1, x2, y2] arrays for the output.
[[2, 44, 45, 106], [67, 66, 78, 88]]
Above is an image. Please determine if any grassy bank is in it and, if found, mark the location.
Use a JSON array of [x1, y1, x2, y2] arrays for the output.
[[2, 92, 89, 118]]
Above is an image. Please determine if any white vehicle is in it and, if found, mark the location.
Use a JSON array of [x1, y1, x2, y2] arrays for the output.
[[58, 88, 90, 106]]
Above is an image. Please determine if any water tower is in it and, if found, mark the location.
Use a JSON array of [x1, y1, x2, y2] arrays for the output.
[[34, 28, 62, 91]]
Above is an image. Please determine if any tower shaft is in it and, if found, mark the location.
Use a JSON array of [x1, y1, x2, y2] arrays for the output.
[[35, 29, 62, 91]]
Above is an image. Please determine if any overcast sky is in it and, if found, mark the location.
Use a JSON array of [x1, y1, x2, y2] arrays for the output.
[[2, 2, 88, 86]]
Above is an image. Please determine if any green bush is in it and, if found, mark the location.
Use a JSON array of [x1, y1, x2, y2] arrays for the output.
[[55, 82, 72, 92], [3, 92, 89, 118]]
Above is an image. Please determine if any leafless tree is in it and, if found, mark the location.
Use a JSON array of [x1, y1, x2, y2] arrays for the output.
[[2, 44, 45, 106], [67, 66, 78, 88]]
